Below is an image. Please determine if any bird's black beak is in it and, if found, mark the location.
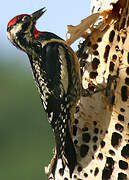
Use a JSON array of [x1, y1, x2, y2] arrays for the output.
[[31, 7, 46, 21]]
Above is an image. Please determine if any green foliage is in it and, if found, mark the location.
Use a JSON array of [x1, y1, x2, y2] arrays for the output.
[[0, 57, 54, 180]]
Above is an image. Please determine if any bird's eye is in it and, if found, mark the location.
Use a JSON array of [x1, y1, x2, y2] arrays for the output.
[[22, 16, 30, 23]]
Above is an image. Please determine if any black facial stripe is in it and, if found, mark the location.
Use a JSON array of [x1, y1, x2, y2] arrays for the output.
[[7, 17, 24, 32]]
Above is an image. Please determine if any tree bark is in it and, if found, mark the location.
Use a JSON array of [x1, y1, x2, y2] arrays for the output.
[[47, 0, 129, 179]]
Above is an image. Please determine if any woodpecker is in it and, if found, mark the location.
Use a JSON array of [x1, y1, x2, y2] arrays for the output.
[[7, 8, 81, 178]]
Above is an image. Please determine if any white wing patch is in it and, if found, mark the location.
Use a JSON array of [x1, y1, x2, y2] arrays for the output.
[[58, 45, 69, 96]]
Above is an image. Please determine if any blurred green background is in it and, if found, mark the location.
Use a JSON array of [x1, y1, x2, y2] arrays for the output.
[[0, 54, 54, 180]]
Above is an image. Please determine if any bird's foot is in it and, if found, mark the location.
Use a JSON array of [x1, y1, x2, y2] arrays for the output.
[[82, 86, 105, 97]]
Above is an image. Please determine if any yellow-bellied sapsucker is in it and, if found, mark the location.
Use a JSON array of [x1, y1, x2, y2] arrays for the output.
[[7, 8, 81, 177]]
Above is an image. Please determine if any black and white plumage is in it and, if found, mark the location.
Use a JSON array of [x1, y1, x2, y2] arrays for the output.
[[7, 8, 81, 178]]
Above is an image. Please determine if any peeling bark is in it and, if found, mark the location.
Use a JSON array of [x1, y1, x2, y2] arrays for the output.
[[47, 1, 129, 179]]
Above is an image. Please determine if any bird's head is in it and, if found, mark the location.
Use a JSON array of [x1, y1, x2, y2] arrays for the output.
[[7, 8, 46, 47]]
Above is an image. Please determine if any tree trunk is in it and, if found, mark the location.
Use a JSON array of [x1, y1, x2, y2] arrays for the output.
[[47, 0, 129, 179]]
